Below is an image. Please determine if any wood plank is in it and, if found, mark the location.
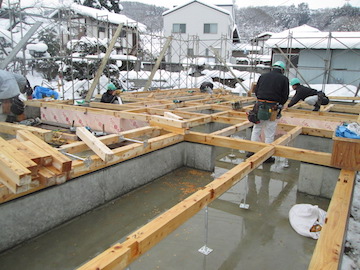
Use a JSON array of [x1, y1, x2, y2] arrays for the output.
[[0, 169, 30, 194], [78, 146, 274, 270], [16, 130, 72, 172], [331, 136, 360, 170], [164, 111, 183, 120], [149, 121, 189, 135], [7, 139, 41, 165], [308, 170, 356, 270], [76, 127, 114, 163], [71, 133, 184, 178], [0, 137, 38, 176], [20, 140, 53, 166], [150, 115, 187, 128], [211, 121, 253, 136], [0, 152, 32, 185], [0, 122, 52, 142], [185, 131, 267, 154], [274, 145, 332, 167], [272, 126, 302, 146]]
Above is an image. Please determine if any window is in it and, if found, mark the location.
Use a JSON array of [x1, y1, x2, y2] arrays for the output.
[[172, 24, 186, 33], [187, 48, 194, 57], [204, 23, 217, 34]]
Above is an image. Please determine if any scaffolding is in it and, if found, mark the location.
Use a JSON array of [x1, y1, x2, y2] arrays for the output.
[[1, 4, 360, 100]]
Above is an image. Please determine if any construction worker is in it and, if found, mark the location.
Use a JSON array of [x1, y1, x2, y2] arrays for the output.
[[200, 81, 213, 94], [100, 83, 120, 104], [0, 70, 33, 122], [286, 78, 329, 111], [246, 60, 289, 163]]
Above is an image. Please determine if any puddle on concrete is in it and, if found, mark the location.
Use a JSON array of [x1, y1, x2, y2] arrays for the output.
[[0, 147, 330, 270]]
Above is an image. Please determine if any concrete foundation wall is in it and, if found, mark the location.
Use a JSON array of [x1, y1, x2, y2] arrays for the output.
[[0, 142, 214, 252], [298, 163, 340, 199]]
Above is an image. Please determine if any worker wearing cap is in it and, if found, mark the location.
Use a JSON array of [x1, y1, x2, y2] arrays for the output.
[[100, 83, 119, 104], [286, 78, 329, 111], [247, 61, 289, 163]]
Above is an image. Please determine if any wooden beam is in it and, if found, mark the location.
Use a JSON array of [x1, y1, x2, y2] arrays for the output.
[[274, 145, 332, 167], [308, 170, 356, 270], [164, 111, 183, 120], [0, 122, 53, 142], [0, 137, 38, 176], [211, 121, 253, 137], [85, 24, 123, 102], [272, 126, 302, 146], [78, 146, 275, 270], [16, 130, 72, 173], [71, 133, 184, 178], [76, 127, 114, 163]]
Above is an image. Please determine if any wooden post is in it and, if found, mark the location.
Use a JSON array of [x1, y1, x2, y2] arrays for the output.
[[85, 24, 124, 102], [143, 36, 172, 91]]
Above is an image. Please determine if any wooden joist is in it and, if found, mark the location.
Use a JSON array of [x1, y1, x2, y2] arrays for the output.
[[77, 146, 275, 270], [76, 127, 114, 163], [0, 121, 53, 142], [308, 170, 356, 270], [16, 129, 72, 173]]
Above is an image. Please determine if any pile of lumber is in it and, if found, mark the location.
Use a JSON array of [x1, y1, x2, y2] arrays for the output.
[[0, 130, 72, 199]]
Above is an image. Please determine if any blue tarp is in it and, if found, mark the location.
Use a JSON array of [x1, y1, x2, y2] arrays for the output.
[[335, 124, 360, 139], [32, 86, 59, 100]]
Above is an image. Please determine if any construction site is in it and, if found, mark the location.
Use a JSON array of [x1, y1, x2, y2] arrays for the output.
[[0, 2, 360, 270]]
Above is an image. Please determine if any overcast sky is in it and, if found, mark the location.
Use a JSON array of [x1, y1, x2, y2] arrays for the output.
[[131, 0, 360, 9]]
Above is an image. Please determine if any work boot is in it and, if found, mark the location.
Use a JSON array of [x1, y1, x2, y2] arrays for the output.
[[246, 152, 254, 158], [313, 104, 320, 111], [264, 156, 275, 163]]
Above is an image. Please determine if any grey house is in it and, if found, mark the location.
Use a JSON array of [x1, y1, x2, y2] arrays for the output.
[[265, 25, 360, 87]]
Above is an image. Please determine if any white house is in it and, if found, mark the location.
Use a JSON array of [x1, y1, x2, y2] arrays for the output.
[[162, 0, 239, 65]]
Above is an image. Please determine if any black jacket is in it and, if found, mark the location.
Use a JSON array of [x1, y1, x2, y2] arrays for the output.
[[255, 69, 289, 105], [288, 85, 318, 107], [100, 91, 117, 103]]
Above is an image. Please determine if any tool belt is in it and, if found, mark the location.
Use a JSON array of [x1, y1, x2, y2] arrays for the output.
[[256, 100, 279, 121]]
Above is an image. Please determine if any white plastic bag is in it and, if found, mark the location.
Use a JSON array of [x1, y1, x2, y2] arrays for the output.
[[289, 204, 327, 239]]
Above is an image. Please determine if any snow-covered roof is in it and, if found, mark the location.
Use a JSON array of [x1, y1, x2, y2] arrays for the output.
[[253, 31, 274, 39], [162, 0, 231, 17], [65, 3, 146, 32], [265, 24, 360, 50], [266, 31, 360, 50]]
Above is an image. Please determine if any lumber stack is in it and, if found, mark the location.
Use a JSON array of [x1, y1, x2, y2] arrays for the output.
[[0, 130, 72, 200]]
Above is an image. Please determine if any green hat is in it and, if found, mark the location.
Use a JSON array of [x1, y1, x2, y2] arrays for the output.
[[107, 83, 116, 91], [272, 61, 286, 70], [290, 78, 301, 86]]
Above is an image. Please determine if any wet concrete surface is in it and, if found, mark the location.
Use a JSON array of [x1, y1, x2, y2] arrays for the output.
[[0, 144, 330, 270]]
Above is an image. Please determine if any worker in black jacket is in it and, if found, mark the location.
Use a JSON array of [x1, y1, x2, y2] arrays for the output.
[[100, 83, 119, 104], [247, 61, 289, 163], [287, 78, 329, 111]]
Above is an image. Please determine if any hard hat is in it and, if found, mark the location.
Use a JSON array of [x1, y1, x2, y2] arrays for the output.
[[290, 78, 301, 86], [272, 61, 286, 70], [107, 83, 116, 91]]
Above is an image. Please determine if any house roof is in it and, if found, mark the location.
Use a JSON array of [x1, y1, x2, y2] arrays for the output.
[[162, 0, 231, 17], [265, 25, 360, 49], [57, 3, 146, 31]]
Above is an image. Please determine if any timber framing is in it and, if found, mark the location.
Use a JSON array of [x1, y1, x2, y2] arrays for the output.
[[1, 88, 360, 270]]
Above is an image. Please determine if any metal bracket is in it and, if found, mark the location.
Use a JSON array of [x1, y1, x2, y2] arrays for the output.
[[198, 245, 213, 255], [119, 135, 148, 148], [59, 150, 92, 167]]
